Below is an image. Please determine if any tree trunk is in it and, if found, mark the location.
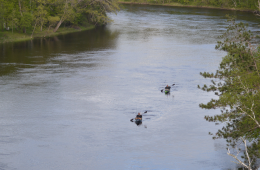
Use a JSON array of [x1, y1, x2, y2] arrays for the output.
[[41, 25, 42, 31], [31, 22, 37, 38], [258, 0, 260, 11], [45, 25, 51, 37], [23, 27, 26, 33], [18, 0, 23, 16], [53, 19, 63, 33], [1, 18, 3, 32], [1, 4, 3, 32]]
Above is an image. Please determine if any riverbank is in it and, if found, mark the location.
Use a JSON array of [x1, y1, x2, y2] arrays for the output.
[[118, 1, 256, 13], [0, 24, 95, 44]]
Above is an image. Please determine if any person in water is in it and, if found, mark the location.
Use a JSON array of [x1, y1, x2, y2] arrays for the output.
[[135, 113, 142, 120], [165, 85, 171, 89]]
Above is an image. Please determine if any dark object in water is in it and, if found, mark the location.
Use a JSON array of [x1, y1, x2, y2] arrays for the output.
[[165, 86, 171, 90], [172, 84, 175, 86], [131, 111, 146, 123], [165, 86, 171, 94], [135, 119, 142, 125], [165, 90, 170, 94]]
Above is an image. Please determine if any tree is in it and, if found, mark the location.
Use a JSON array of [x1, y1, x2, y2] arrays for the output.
[[256, 0, 260, 13], [0, 0, 5, 31], [78, 0, 120, 25], [20, 12, 33, 33], [34, 0, 48, 31], [198, 17, 260, 169], [10, 9, 19, 33], [47, 16, 60, 33], [0, 0, 120, 35], [52, 0, 77, 32]]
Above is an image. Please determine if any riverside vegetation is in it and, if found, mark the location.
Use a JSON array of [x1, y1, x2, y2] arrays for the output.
[[118, 0, 260, 12], [199, 17, 260, 170], [0, 0, 120, 43]]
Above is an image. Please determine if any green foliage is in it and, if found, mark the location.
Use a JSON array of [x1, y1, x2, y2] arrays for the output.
[[20, 12, 33, 29], [47, 16, 60, 30], [78, 0, 120, 25], [0, 0, 120, 34], [34, 3, 48, 31], [120, 0, 260, 10], [199, 18, 260, 168], [48, 16, 60, 25], [177, 0, 190, 4]]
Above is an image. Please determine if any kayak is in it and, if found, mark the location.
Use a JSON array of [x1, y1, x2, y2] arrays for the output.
[[135, 119, 142, 125], [165, 86, 171, 94]]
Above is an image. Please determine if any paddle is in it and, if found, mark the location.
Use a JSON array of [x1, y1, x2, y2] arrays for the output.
[[130, 111, 147, 122], [161, 84, 175, 92]]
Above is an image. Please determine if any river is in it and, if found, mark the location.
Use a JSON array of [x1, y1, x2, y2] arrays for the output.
[[0, 4, 259, 170]]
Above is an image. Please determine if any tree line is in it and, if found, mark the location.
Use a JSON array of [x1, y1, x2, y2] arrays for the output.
[[199, 17, 260, 170], [176, 0, 259, 10], [128, 0, 260, 11], [0, 0, 120, 35]]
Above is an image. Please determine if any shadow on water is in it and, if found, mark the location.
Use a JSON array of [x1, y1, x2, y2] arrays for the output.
[[135, 120, 142, 126], [0, 26, 120, 76]]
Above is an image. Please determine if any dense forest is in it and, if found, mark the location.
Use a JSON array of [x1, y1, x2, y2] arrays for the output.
[[0, 0, 119, 36], [121, 0, 260, 11], [1, 0, 259, 39]]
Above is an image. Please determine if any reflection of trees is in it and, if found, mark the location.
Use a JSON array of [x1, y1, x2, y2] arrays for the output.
[[0, 27, 119, 76]]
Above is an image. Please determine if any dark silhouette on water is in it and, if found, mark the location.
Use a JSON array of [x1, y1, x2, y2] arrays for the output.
[[165, 85, 171, 94], [130, 111, 148, 126], [135, 119, 142, 126], [161, 84, 175, 93]]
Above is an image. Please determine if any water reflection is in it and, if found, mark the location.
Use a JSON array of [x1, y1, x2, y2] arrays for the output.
[[0, 27, 120, 77], [0, 4, 260, 170]]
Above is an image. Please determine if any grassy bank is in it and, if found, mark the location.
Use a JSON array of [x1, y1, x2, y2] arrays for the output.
[[118, 0, 255, 13], [0, 24, 95, 44]]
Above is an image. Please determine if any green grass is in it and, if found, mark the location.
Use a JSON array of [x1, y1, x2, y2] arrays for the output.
[[0, 24, 95, 44]]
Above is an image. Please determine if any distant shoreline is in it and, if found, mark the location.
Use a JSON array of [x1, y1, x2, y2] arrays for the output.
[[1, 2, 256, 44], [118, 1, 256, 13], [0, 25, 95, 44]]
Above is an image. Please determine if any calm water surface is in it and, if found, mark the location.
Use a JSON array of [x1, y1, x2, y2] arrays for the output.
[[0, 5, 259, 170]]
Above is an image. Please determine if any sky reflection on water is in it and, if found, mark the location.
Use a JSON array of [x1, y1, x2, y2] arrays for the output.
[[0, 4, 259, 170]]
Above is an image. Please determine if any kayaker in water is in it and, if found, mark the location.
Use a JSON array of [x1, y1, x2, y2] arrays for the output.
[[165, 85, 171, 89], [135, 113, 142, 120], [135, 113, 142, 126]]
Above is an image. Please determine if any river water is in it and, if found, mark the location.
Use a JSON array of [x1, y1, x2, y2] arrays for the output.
[[0, 5, 259, 170]]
